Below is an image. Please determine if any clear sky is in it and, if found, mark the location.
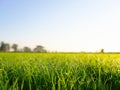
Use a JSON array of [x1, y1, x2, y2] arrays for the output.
[[0, 0, 120, 52]]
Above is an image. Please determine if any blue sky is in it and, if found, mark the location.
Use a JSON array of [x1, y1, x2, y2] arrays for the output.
[[1, 0, 120, 52]]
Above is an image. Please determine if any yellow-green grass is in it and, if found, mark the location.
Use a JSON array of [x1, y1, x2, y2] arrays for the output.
[[0, 53, 120, 90]]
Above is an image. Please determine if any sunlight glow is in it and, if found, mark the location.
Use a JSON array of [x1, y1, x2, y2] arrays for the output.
[[0, 0, 120, 52]]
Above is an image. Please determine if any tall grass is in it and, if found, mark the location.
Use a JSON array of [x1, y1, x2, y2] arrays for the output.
[[0, 53, 120, 90]]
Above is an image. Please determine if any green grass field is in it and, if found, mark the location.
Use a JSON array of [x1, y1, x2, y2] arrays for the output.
[[0, 53, 120, 90]]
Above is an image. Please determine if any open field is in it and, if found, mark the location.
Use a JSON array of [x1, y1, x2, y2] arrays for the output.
[[0, 53, 120, 90]]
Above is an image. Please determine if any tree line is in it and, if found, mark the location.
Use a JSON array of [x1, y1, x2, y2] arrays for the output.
[[0, 41, 47, 52]]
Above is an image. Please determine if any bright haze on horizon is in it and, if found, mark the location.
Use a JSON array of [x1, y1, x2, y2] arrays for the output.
[[0, 0, 120, 52]]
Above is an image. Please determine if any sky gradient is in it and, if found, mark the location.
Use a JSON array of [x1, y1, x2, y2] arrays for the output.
[[1, 0, 120, 52]]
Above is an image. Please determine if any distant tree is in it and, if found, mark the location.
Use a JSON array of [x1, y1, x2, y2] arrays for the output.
[[5, 43, 10, 52], [0, 42, 10, 52], [17, 48, 23, 52], [33, 45, 47, 52], [100, 49, 104, 53], [0, 42, 4, 51], [23, 47, 31, 52], [12, 44, 18, 52]]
